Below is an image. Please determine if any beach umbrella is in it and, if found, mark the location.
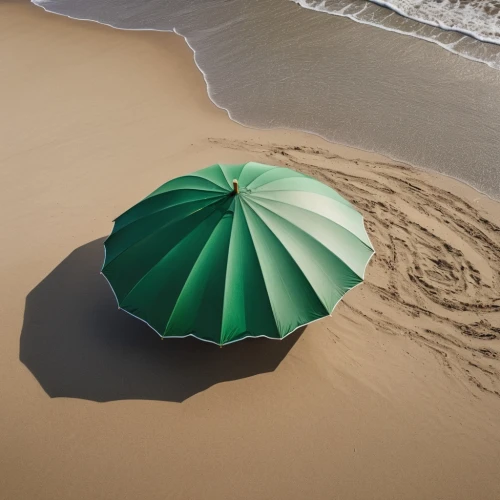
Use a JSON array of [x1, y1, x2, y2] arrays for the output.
[[102, 162, 374, 345]]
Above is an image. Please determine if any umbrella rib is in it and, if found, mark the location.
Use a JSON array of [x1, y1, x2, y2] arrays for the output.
[[187, 173, 231, 191], [148, 185, 228, 198], [250, 193, 374, 252], [245, 165, 298, 190], [238, 199, 288, 337], [221, 197, 279, 341], [110, 192, 225, 237], [103, 196, 227, 270], [116, 208, 226, 308], [164, 206, 233, 339], [248, 196, 371, 280], [253, 178, 354, 208], [246, 197, 367, 291], [248, 173, 306, 191], [126, 186, 227, 218], [147, 175, 229, 197], [254, 188, 355, 212], [220, 197, 244, 340], [239, 162, 251, 181], [217, 163, 246, 190], [110, 191, 227, 236], [242, 198, 330, 319], [218, 164, 232, 190]]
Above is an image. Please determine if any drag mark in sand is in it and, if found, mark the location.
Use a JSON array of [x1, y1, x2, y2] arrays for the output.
[[211, 138, 500, 398]]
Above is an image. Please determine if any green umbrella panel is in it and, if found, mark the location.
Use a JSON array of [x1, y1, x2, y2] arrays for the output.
[[102, 162, 375, 345]]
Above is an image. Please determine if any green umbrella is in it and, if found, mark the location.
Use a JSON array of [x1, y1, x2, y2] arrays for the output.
[[102, 162, 374, 345]]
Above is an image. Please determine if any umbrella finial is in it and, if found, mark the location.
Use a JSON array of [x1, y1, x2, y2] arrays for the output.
[[232, 179, 239, 195]]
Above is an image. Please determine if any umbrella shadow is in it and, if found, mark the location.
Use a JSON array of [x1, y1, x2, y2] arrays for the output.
[[20, 238, 303, 402]]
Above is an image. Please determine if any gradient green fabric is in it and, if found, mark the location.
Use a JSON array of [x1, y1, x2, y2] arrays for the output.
[[102, 162, 375, 345]]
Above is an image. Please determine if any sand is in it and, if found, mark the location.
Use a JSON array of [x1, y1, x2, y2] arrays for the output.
[[1, 2, 500, 499]]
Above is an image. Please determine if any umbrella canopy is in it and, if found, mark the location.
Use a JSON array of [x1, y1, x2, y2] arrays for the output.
[[102, 162, 374, 345]]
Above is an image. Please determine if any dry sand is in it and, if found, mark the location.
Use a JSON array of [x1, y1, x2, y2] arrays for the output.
[[1, 2, 500, 499]]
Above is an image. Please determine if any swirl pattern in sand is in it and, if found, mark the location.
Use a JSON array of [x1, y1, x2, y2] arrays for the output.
[[212, 138, 500, 397]]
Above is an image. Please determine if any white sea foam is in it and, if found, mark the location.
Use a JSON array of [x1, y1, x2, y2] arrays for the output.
[[292, 0, 500, 69]]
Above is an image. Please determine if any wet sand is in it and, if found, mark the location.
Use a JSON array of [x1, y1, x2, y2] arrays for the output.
[[1, 2, 500, 499]]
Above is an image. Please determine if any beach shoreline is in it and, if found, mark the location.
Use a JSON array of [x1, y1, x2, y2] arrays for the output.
[[27, 0, 500, 199], [2, 3, 500, 499], [28, 0, 500, 205]]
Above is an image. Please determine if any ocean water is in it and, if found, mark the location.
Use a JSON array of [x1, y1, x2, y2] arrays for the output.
[[33, 0, 500, 198], [292, 0, 500, 69]]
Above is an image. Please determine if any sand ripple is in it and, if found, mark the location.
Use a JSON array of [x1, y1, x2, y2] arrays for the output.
[[213, 138, 500, 397]]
